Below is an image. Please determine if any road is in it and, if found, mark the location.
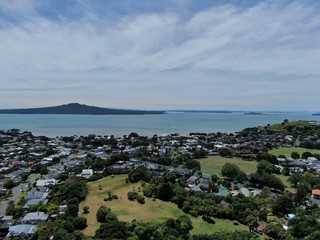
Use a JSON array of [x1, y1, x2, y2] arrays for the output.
[[0, 173, 38, 216]]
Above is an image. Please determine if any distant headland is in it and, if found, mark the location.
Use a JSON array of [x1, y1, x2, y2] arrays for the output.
[[0, 103, 165, 115]]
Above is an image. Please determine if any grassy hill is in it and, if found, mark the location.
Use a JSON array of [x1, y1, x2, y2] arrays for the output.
[[79, 175, 247, 236], [266, 121, 310, 132], [269, 147, 320, 158], [198, 156, 289, 185], [198, 156, 258, 176]]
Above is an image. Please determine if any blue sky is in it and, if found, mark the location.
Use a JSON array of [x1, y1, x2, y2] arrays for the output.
[[0, 0, 320, 111]]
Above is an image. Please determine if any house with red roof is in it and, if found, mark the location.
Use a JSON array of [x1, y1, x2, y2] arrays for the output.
[[311, 189, 320, 205]]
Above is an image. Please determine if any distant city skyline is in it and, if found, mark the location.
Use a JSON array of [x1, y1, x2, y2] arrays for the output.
[[0, 0, 320, 111]]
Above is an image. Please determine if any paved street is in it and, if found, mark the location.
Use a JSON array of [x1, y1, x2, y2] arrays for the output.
[[0, 174, 38, 216]]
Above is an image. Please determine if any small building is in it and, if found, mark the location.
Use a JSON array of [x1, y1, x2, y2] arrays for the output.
[[187, 176, 198, 187], [6, 224, 37, 239], [24, 189, 48, 201], [21, 212, 49, 225], [36, 179, 57, 187], [240, 187, 250, 197], [311, 189, 320, 205], [23, 199, 48, 210], [0, 216, 14, 235], [79, 169, 93, 179]]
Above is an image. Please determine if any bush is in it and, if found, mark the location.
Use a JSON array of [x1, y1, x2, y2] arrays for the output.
[[127, 191, 138, 201], [83, 206, 89, 214], [96, 206, 111, 223], [136, 195, 145, 204], [73, 217, 87, 230]]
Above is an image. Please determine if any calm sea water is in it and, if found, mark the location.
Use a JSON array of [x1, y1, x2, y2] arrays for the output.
[[0, 113, 319, 137]]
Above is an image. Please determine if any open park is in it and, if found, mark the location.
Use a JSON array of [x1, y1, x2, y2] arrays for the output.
[[79, 175, 247, 236]]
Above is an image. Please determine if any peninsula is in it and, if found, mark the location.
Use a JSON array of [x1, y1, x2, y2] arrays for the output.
[[0, 103, 165, 115]]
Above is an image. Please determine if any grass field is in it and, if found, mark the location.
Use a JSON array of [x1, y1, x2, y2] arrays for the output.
[[269, 147, 320, 158], [79, 175, 247, 236], [268, 121, 310, 132], [198, 156, 258, 176], [198, 156, 289, 186]]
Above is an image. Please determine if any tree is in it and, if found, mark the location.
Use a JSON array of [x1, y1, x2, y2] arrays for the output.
[[291, 151, 300, 160], [176, 215, 193, 234], [65, 204, 78, 217], [95, 220, 127, 239], [221, 163, 240, 180], [185, 159, 201, 170], [128, 166, 151, 183], [136, 195, 145, 204], [272, 193, 294, 216], [73, 217, 87, 230], [295, 181, 311, 205], [3, 180, 15, 189], [83, 206, 90, 214], [96, 206, 110, 223], [211, 174, 219, 183], [302, 151, 313, 159], [257, 160, 274, 174], [288, 173, 303, 188], [96, 205, 117, 223], [246, 214, 258, 233], [192, 149, 208, 159], [37, 225, 51, 240], [221, 163, 247, 182], [158, 182, 173, 201], [265, 222, 286, 240]]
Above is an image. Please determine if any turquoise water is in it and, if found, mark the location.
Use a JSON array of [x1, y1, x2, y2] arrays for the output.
[[0, 113, 319, 137]]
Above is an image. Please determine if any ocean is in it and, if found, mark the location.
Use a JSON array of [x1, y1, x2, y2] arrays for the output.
[[0, 112, 319, 137]]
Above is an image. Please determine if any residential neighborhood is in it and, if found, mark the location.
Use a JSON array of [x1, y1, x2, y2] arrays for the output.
[[0, 121, 319, 239]]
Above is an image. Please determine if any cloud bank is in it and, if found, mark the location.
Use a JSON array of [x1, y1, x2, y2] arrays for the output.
[[0, 0, 319, 110]]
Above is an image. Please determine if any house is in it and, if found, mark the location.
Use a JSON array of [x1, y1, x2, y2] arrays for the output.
[[59, 205, 67, 215], [200, 174, 211, 190], [168, 167, 189, 176], [215, 186, 230, 197], [24, 187, 48, 201], [79, 169, 94, 179], [191, 185, 202, 192], [6, 224, 37, 239], [311, 189, 320, 205], [23, 199, 48, 210], [240, 187, 250, 197], [21, 212, 49, 225], [187, 176, 198, 187], [36, 179, 57, 187], [25, 191, 46, 201], [0, 216, 14, 235]]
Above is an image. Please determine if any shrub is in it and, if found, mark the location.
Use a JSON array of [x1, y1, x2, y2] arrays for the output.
[[127, 191, 138, 201], [136, 195, 145, 204]]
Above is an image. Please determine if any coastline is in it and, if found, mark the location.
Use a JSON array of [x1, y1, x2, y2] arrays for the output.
[[0, 112, 318, 137]]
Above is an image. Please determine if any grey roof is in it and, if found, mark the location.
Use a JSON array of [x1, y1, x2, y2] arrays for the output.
[[23, 199, 49, 209], [7, 224, 37, 237], [2, 215, 13, 221], [25, 191, 44, 200], [21, 212, 49, 223], [191, 185, 202, 192]]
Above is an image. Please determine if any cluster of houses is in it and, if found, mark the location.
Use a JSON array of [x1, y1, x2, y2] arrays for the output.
[[0, 126, 320, 237], [276, 156, 320, 174], [0, 181, 54, 238]]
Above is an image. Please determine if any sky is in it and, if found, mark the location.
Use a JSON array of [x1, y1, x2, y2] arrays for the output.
[[0, 0, 320, 111]]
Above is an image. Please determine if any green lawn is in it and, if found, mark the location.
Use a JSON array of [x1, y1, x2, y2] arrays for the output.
[[198, 156, 258, 176], [198, 156, 289, 186], [269, 147, 320, 158], [79, 175, 248, 236]]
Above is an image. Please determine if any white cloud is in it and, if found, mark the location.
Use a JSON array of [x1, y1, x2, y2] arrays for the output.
[[0, 0, 319, 110]]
